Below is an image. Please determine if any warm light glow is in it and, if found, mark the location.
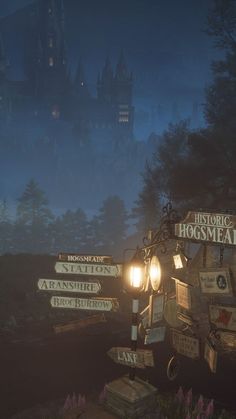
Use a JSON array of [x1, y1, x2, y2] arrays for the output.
[[129, 266, 143, 288]]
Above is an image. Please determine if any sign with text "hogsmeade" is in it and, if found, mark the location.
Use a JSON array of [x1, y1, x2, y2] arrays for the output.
[[55, 262, 122, 277], [107, 347, 154, 369], [38, 278, 101, 294], [50, 296, 119, 312], [175, 211, 236, 246], [58, 253, 113, 264]]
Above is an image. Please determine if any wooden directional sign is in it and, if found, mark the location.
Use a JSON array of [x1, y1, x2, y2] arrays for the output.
[[50, 296, 119, 312], [58, 253, 113, 264], [175, 211, 236, 246], [38, 278, 101, 294], [172, 330, 200, 359], [204, 339, 217, 373], [209, 304, 236, 331], [144, 326, 166, 345], [199, 267, 232, 296], [55, 261, 122, 277], [107, 347, 154, 369], [53, 313, 106, 334]]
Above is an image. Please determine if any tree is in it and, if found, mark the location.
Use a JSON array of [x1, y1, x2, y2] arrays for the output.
[[0, 199, 13, 254], [14, 179, 53, 253]]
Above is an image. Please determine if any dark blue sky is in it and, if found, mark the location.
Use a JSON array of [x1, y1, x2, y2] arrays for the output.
[[1, 0, 220, 132]]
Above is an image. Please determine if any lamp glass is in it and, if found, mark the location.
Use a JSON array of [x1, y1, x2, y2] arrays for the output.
[[149, 255, 162, 291], [130, 266, 143, 288]]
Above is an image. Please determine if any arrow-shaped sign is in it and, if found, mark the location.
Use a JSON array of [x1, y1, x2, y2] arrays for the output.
[[107, 347, 154, 369], [38, 278, 101, 294], [54, 262, 122, 277], [50, 296, 119, 312]]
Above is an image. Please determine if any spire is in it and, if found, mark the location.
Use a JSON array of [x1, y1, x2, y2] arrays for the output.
[[115, 50, 128, 80], [101, 55, 113, 83]]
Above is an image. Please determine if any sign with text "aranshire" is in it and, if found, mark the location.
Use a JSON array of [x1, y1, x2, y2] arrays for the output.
[[55, 262, 122, 277], [50, 296, 119, 312], [107, 347, 154, 369], [175, 211, 236, 246], [38, 278, 101, 294], [58, 253, 113, 264]]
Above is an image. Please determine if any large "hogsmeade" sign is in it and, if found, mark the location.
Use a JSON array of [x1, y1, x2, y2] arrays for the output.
[[175, 211, 236, 246]]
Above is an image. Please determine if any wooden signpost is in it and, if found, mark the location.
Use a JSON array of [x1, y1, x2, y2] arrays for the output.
[[175, 211, 236, 246], [199, 268, 232, 296], [204, 339, 218, 373], [58, 253, 113, 264], [172, 330, 200, 359], [38, 278, 101, 294], [209, 304, 236, 331], [54, 261, 122, 277], [50, 296, 119, 312], [107, 347, 154, 369]]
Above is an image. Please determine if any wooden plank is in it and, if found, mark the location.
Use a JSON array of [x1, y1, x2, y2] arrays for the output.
[[199, 267, 232, 296], [58, 253, 112, 264], [209, 304, 236, 331], [53, 313, 106, 334], [204, 339, 218, 373], [38, 278, 101, 294], [50, 296, 119, 312], [172, 329, 200, 359], [54, 261, 122, 277], [107, 347, 154, 369]]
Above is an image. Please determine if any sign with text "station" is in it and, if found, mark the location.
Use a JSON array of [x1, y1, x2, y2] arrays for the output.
[[55, 262, 122, 277], [38, 278, 101, 294], [58, 253, 113, 264], [175, 211, 236, 246], [50, 296, 119, 312], [107, 347, 154, 369]]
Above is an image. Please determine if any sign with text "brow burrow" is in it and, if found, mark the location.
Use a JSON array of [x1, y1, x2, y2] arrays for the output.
[[38, 278, 101, 294], [50, 296, 119, 312], [55, 262, 122, 277]]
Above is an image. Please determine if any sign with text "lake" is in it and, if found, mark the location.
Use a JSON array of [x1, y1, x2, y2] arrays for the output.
[[58, 253, 113, 264], [175, 211, 236, 246], [38, 278, 101, 294], [50, 296, 119, 312], [55, 262, 122, 277], [107, 347, 154, 369]]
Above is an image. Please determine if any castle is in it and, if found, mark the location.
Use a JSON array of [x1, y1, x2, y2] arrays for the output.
[[0, 0, 134, 144]]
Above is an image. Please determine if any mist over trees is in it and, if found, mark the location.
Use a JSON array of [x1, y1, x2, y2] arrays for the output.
[[135, 0, 236, 224], [0, 180, 138, 258]]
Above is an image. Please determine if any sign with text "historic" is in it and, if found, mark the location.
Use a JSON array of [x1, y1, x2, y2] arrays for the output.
[[209, 304, 236, 331], [38, 278, 101, 294], [172, 330, 200, 359], [107, 347, 154, 369], [54, 262, 122, 277], [199, 268, 232, 296], [58, 253, 113, 264], [50, 296, 119, 312], [175, 211, 236, 246]]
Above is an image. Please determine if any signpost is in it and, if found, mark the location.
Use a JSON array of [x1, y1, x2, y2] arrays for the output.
[[209, 304, 236, 331], [50, 296, 119, 312], [175, 211, 236, 246], [54, 261, 122, 277], [107, 347, 154, 369], [58, 253, 113, 264], [172, 330, 200, 359], [199, 268, 232, 296], [38, 278, 101, 294]]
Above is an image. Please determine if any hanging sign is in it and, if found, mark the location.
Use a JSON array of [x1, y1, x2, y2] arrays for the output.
[[38, 278, 101, 294], [209, 304, 236, 331], [50, 296, 119, 312], [149, 293, 164, 326], [55, 262, 122, 277], [172, 330, 200, 359], [107, 347, 154, 368], [175, 211, 236, 246], [204, 339, 218, 373], [144, 326, 166, 345], [58, 253, 113, 264], [199, 268, 232, 296], [175, 280, 192, 310], [216, 330, 236, 349]]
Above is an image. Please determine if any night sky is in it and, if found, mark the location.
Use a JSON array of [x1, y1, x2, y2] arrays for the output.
[[1, 0, 220, 132]]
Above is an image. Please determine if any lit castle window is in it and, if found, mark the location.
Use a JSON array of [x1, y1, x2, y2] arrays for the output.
[[49, 57, 54, 67], [49, 38, 53, 48]]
